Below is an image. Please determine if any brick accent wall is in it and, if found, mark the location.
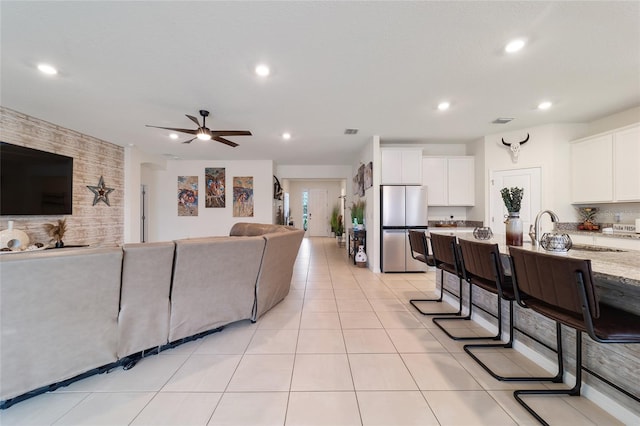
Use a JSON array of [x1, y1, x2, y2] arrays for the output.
[[0, 107, 124, 247]]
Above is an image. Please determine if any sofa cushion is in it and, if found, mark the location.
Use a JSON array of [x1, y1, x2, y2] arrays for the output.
[[118, 241, 175, 358], [169, 236, 265, 341], [0, 247, 122, 401]]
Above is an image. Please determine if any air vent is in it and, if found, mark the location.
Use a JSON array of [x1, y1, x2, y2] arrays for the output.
[[492, 118, 514, 124], [344, 128, 359, 135]]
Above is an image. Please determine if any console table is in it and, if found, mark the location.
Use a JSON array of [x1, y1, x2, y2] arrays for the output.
[[347, 228, 366, 265]]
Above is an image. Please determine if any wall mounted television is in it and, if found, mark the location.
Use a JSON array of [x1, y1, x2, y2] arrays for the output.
[[0, 142, 73, 215]]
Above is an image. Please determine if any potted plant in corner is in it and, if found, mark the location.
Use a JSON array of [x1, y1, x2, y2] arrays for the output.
[[500, 187, 523, 246]]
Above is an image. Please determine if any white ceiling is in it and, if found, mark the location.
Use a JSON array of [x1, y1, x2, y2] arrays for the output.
[[2, 1, 639, 165]]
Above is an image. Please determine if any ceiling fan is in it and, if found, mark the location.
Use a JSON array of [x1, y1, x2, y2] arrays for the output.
[[146, 109, 251, 147]]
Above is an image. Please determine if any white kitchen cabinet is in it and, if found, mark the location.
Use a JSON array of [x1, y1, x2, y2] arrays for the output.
[[614, 125, 640, 201], [422, 156, 475, 206], [571, 123, 640, 203], [381, 148, 422, 184]]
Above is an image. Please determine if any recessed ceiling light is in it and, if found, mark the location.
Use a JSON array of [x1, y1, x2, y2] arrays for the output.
[[255, 64, 270, 77], [437, 101, 450, 111], [282, 132, 291, 140], [505, 39, 526, 53], [538, 101, 552, 110], [37, 63, 58, 75], [169, 133, 179, 140]]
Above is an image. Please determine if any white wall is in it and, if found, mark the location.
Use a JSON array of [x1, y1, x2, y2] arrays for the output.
[[586, 106, 640, 136], [124, 146, 166, 243], [482, 123, 587, 224], [145, 159, 273, 241]]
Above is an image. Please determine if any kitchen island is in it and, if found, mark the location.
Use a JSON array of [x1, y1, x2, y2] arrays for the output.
[[430, 231, 640, 419]]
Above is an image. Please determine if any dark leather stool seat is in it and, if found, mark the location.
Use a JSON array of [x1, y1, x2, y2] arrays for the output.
[[509, 247, 640, 426], [458, 238, 563, 382], [409, 230, 462, 315], [408, 231, 464, 317]]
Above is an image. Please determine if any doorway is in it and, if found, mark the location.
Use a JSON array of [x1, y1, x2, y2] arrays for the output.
[[307, 189, 328, 236], [489, 168, 541, 235]]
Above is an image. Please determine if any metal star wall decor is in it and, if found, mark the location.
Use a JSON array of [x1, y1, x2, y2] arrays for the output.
[[87, 176, 114, 206]]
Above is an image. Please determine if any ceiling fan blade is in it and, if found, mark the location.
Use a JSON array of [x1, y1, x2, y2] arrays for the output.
[[145, 125, 198, 135], [213, 136, 239, 147], [185, 114, 201, 127], [182, 137, 197, 144], [209, 130, 252, 136]]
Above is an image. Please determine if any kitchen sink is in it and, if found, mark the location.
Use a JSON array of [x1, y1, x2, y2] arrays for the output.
[[571, 244, 627, 253]]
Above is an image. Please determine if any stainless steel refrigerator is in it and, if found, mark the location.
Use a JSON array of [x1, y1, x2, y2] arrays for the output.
[[381, 185, 429, 272]]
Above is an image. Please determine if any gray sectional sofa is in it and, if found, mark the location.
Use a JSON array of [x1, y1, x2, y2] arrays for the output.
[[0, 223, 304, 407]]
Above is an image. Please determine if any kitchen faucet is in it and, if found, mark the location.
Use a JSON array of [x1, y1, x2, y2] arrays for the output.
[[532, 210, 560, 247]]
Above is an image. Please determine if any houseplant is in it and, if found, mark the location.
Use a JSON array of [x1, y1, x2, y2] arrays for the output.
[[500, 187, 523, 246], [351, 199, 366, 229], [330, 204, 345, 245]]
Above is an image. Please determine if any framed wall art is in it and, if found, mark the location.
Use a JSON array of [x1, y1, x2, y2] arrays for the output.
[[205, 167, 225, 208], [233, 176, 254, 217], [177, 176, 198, 216]]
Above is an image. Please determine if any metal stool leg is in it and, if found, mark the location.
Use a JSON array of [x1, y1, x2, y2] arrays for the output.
[[513, 327, 579, 426], [432, 283, 503, 341], [464, 307, 565, 382], [409, 268, 463, 316]]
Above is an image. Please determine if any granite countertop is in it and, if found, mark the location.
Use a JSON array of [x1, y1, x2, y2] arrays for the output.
[[564, 229, 640, 240], [453, 232, 640, 288]]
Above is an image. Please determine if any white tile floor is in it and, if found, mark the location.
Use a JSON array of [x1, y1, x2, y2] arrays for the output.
[[0, 237, 627, 426]]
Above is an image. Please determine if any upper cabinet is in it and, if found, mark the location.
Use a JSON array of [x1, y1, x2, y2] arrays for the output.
[[614, 125, 640, 201], [571, 124, 640, 203], [381, 148, 422, 184], [422, 156, 475, 206]]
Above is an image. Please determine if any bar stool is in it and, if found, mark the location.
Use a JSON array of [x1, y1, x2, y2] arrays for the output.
[[458, 238, 563, 382], [409, 232, 464, 316], [509, 247, 640, 426]]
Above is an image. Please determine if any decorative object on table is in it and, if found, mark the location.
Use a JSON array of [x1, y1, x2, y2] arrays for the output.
[[355, 245, 367, 267], [501, 133, 529, 163], [44, 218, 67, 248], [233, 176, 254, 217], [205, 167, 225, 208], [351, 199, 366, 229], [540, 232, 573, 252], [473, 227, 493, 240], [177, 176, 199, 216], [501, 187, 524, 246], [577, 207, 599, 231], [0, 221, 30, 251], [87, 175, 114, 206]]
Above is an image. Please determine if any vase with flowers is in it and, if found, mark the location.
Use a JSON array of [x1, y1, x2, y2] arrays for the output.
[[44, 218, 67, 248], [500, 187, 524, 246]]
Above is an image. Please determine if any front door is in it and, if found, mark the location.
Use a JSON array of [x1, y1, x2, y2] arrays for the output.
[[489, 168, 541, 236], [308, 189, 328, 237]]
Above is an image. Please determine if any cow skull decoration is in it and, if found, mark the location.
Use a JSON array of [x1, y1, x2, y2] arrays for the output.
[[502, 133, 529, 163]]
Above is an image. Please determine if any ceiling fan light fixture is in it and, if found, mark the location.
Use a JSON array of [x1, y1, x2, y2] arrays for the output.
[[197, 130, 212, 141], [437, 101, 450, 111]]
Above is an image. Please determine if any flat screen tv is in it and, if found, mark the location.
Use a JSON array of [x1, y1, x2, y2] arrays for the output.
[[0, 142, 73, 215]]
